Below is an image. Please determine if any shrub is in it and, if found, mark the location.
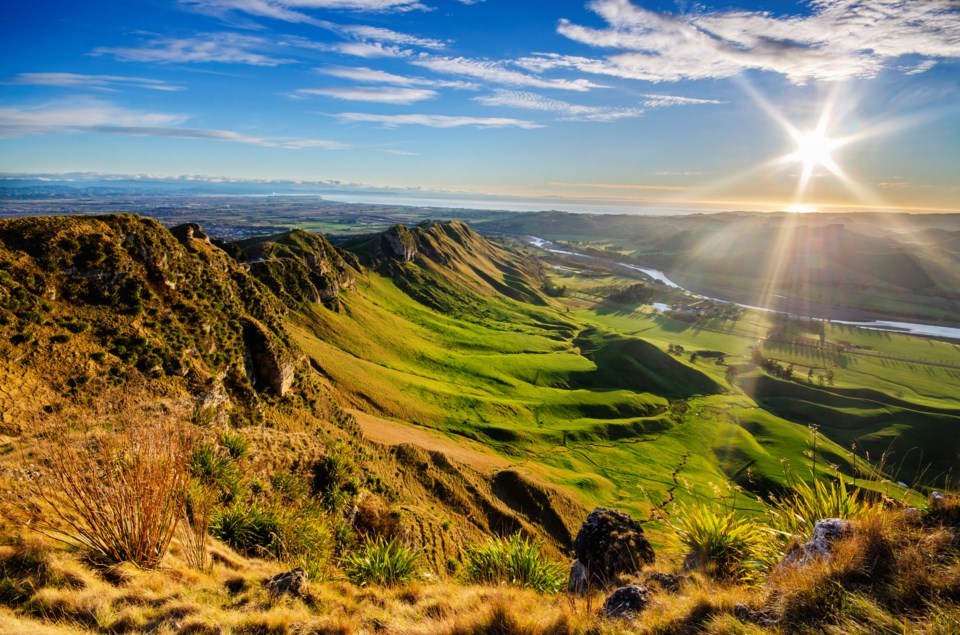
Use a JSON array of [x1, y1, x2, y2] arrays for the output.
[[25, 419, 194, 568], [342, 538, 420, 587], [462, 533, 565, 593], [674, 504, 775, 582]]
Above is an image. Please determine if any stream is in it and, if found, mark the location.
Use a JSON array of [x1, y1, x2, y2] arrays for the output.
[[524, 236, 960, 341]]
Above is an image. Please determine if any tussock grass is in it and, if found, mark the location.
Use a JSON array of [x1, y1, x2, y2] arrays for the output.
[[767, 471, 871, 545], [21, 417, 194, 568], [673, 504, 777, 582], [461, 533, 565, 592], [210, 501, 332, 578], [343, 538, 421, 587]]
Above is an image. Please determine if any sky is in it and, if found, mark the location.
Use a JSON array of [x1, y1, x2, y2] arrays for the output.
[[1, 0, 959, 213]]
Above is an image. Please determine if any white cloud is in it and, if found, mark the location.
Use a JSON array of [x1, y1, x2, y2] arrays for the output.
[[381, 149, 421, 155], [639, 94, 723, 108], [298, 86, 437, 103], [10, 73, 185, 92], [474, 89, 642, 122], [336, 112, 543, 128], [904, 60, 938, 76], [180, 0, 430, 25], [328, 41, 410, 58], [551, 0, 960, 84], [333, 24, 444, 48], [0, 102, 186, 134], [316, 65, 477, 89], [93, 33, 293, 66], [0, 100, 346, 149], [411, 55, 606, 92]]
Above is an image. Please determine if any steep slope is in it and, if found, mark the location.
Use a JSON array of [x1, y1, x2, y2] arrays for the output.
[[235, 229, 359, 310], [343, 220, 549, 318], [0, 214, 301, 431]]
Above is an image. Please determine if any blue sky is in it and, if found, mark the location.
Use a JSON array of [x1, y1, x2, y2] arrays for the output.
[[1, 0, 959, 213]]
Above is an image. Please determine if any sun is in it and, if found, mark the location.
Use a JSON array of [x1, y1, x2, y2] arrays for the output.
[[792, 130, 840, 173]]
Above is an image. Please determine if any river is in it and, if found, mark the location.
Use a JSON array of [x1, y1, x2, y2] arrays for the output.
[[525, 236, 960, 341]]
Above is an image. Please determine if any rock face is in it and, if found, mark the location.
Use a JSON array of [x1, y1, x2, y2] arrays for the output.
[[782, 518, 853, 566], [602, 584, 649, 619], [242, 318, 296, 396], [571, 507, 655, 590], [266, 568, 307, 598], [377, 225, 417, 262]]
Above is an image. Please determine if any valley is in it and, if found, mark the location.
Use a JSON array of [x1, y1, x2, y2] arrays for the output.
[[1, 210, 959, 633]]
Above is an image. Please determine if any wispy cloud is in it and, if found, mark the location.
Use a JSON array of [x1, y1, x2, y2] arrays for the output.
[[474, 89, 642, 122], [325, 41, 410, 58], [298, 86, 436, 103], [317, 65, 477, 89], [332, 24, 443, 48], [10, 73, 185, 92], [0, 100, 346, 149], [548, 0, 960, 84], [180, 0, 430, 26], [336, 112, 543, 128], [381, 149, 420, 155], [93, 33, 292, 66], [410, 55, 606, 92], [640, 94, 723, 108]]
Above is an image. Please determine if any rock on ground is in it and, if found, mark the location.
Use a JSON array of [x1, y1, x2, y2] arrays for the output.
[[266, 568, 308, 598], [572, 507, 655, 590], [602, 584, 649, 620], [782, 518, 852, 567]]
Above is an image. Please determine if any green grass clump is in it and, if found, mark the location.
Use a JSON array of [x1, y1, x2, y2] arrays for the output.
[[461, 533, 565, 593], [219, 430, 250, 460], [768, 473, 870, 544], [342, 538, 420, 587], [674, 504, 775, 582], [211, 501, 332, 578], [190, 442, 244, 502]]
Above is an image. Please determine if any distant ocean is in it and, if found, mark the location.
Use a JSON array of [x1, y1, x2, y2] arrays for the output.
[[313, 192, 711, 216]]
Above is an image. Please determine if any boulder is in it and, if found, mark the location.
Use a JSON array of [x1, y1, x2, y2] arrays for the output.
[[782, 518, 852, 567], [645, 572, 682, 593], [266, 567, 307, 598], [567, 560, 587, 595], [573, 507, 654, 589], [602, 584, 649, 620]]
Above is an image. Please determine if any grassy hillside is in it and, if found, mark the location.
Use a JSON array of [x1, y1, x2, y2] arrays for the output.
[[2, 214, 959, 634]]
